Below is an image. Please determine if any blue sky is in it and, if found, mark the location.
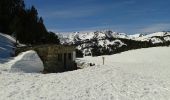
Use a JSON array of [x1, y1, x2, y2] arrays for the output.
[[25, 0, 170, 34]]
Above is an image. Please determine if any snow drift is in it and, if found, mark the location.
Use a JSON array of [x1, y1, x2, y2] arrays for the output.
[[11, 50, 44, 73], [1, 50, 44, 73], [0, 33, 16, 59]]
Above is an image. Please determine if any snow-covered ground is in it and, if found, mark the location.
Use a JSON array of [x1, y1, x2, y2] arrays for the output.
[[0, 33, 16, 60], [0, 47, 170, 100]]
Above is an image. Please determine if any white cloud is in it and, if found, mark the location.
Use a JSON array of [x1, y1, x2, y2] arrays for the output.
[[139, 23, 170, 33]]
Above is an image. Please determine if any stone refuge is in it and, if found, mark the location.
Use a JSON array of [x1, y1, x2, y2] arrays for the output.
[[16, 45, 77, 72]]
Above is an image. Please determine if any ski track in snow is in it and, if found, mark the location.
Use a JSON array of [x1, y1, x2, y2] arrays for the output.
[[1, 47, 170, 100]]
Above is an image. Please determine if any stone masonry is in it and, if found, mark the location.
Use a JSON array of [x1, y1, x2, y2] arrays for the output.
[[16, 45, 77, 73]]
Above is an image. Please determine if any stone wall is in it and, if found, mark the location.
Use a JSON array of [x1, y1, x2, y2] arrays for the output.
[[16, 45, 77, 73]]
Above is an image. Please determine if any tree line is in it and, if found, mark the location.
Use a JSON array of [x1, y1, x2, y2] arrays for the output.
[[0, 0, 60, 45]]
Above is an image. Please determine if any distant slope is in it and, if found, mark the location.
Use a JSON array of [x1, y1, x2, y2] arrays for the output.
[[135, 32, 170, 43]]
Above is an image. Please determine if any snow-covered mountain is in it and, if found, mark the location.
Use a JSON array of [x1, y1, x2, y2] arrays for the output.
[[135, 32, 170, 43], [59, 31, 129, 44], [58, 31, 170, 56], [59, 31, 170, 44]]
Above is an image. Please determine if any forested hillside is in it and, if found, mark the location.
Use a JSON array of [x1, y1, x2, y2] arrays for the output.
[[0, 0, 60, 45]]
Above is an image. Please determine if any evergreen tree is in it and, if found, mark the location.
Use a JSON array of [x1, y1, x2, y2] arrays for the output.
[[0, 0, 25, 34], [0, 0, 60, 45]]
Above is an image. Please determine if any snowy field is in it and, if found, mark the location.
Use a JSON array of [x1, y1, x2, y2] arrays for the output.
[[0, 47, 170, 100]]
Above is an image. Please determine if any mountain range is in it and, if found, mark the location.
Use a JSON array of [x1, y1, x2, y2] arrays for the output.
[[57, 31, 170, 57]]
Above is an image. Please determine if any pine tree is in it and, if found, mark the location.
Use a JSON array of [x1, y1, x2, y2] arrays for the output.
[[0, 0, 25, 34], [0, 0, 60, 45]]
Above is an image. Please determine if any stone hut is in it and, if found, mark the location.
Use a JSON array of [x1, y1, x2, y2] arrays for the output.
[[16, 45, 77, 72]]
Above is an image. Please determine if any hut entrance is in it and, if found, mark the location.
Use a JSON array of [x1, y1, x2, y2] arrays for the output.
[[64, 53, 67, 69]]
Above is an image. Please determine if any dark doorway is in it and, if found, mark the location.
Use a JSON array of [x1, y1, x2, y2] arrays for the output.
[[64, 53, 67, 69]]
